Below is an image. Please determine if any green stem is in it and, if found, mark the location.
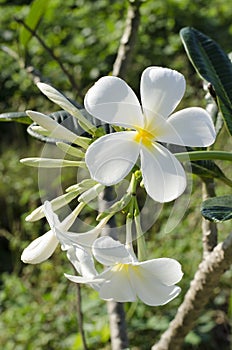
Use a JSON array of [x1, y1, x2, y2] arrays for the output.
[[134, 200, 147, 261], [175, 151, 232, 162]]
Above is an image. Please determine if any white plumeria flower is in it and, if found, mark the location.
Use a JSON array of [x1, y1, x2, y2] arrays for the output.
[[84, 66, 216, 203], [21, 201, 99, 264], [66, 236, 183, 306]]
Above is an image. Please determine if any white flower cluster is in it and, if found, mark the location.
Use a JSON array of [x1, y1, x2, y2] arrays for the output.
[[21, 67, 216, 305]]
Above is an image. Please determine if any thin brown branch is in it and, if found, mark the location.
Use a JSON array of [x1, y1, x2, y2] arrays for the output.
[[15, 18, 81, 97], [112, 0, 141, 79], [152, 232, 232, 350], [76, 275, 89, 350]]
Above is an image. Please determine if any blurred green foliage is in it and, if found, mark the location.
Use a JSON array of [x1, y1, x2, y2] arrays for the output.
[[1, 0, 232, 349]]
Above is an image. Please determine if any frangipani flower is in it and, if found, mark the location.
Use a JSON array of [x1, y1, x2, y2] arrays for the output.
[[84, 66, 216, 203], [66, 236, 183, 306], [21, 201, 99, 264]]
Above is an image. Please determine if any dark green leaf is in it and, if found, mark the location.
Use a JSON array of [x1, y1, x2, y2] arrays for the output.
[[19, 0, 51, 49], [180, 27, 232, 135], [201, 195, 232, 222], [191, 159, 232, 187], [0, 112, 32, 124]]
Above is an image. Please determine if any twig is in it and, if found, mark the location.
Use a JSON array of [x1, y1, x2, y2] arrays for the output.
[[76, 277, 89, 350], [151, 232, 232, 350], [112, 0, 141, 78], [15, 18, 81, 98]]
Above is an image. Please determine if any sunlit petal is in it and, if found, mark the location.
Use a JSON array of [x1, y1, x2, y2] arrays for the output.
[[140, 142, 186, 203], [98, 267, 137, 302], [140, 67, 186, 126], [21, 230, 58, 264], [56, 227, 100, 249], [85, 131, 140, 185], [157, 107, 216, 146], [65, 273, 104, 288], [67, 246, 98, 278], [138, 258, 183, 285], [93, 237, 131, 266], [129, 265, 181, 306], [84, 76, 144, 128]]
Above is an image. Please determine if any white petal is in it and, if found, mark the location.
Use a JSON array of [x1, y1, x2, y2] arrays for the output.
[[98, 267, 137, 302], [140, 67, 186, 126], [56, 227, 100, 249], [21, 230, 59, 264], [84, 76, 144, 128], [44, 202, 99, 249], [44, 200, 83, 234], [85, 131, 140, 186], [67, 246, 98, 278], [158, 107, 216, 146], [43, 201, 61, 229], [140, 142, 186, 203], [128, 265, 181, 306], [65, 273, 104, 287], [93, 237, 131, 266], [138, 258, 183, 285]]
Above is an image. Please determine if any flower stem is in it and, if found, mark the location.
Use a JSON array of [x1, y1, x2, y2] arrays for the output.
[[175, 150, 232, 162]]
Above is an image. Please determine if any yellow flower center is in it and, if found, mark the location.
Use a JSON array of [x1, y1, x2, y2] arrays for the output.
[[113, 263, 128, 273], [134, 127, 154, 148], [112, 263, 141, 276]]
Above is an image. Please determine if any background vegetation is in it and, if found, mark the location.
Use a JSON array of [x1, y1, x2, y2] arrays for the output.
[[1, 0, 232, 349]]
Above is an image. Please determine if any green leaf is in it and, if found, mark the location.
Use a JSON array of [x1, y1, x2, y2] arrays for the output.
[[201, 195, 232, 222], [19, 0, 51, 49], [190, 160, 232, 187], [180, 27, 232, 135], [0, 112, 31, 124]]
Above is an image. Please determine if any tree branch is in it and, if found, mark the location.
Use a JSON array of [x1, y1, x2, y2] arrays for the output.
[[112, 0, 141, 79], [15, 18, 81, 98], [152, 232, 232, 350], [76, 283, 89, 350]]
